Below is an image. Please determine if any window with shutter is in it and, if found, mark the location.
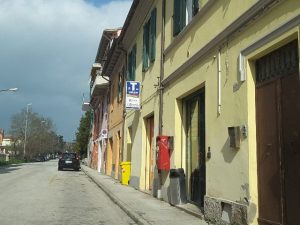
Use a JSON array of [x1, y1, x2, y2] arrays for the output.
[[131, 45, 136, 80], [118, 68, 124, 103], [143, 22, 150, 71], [127, 45, 136, 81], [143, 8, 156, 71], [173, 0, 183, 36], [149, 8, 156, 62], [173, 0, 199, 36], [127, 50, 132, 80], [193, 0, 199, 16]]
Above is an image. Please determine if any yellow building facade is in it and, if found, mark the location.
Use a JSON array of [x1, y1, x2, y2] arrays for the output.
[[101, 0, 300, 224], [121, 1, 162, 194], [160, 0, 300, 224]]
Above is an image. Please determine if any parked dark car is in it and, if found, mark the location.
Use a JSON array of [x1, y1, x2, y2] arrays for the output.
[[58, 152, 80, 171], [33, 155, 46, 162]]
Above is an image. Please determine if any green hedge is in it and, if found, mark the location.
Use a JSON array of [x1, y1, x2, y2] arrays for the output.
[[0, 158, 26, 166]]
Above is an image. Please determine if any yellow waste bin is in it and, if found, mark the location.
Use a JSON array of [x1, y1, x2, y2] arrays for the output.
[[120, 161, 131, 185]]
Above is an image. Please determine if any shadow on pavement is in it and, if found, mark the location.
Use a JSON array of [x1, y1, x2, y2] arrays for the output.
[[0, 164, 22, 174]]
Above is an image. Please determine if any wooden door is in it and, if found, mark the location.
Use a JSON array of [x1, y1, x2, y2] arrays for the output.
[[106, 138, 113, 176], [256, 80, 283, 224], [281, 73, 300, 225], [145, 116, 155, 190], [256, 40, 299, 225], [186, 90, 205, 207], [148, 116, 154, 190]]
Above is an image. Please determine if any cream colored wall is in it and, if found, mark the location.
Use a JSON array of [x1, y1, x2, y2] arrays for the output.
[[162, 0, 300, 224], [108, 61, 125, 130], [123, 0, 162, 190], [164, 0, 257, 78], [107, 51, 125, 181], [163, 45, 250, 202]]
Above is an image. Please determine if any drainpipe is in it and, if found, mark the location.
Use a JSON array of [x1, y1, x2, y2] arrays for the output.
[[119, 45, 127, 164], [158, 0, 165, 136], [217, 50, 221, 115], [157, 0, 166, 200]]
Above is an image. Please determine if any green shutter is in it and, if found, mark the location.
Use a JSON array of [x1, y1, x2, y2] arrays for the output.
[[118, 72, 122, 102], [142, 23, 149, 71], [180, 0, 186, 30], [192, 0, 199, 16], [173, 0, 186, 36], [173, 0, 181, 36], [127, 51, 132, 80], [150, 8, 156, 62], [128, 46, 137, 81], [132, 44, 136, 80]]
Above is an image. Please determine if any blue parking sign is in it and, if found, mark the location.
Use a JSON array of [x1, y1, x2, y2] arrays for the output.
[[126, 81, 140, 96], [126, 81, 141, 110]]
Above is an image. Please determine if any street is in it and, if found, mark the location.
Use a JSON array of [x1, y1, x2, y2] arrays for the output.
[[0, 160, 136, 225]]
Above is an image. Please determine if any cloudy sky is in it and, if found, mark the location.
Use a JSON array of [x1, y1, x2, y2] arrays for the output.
[[0, 0, 131, 141]]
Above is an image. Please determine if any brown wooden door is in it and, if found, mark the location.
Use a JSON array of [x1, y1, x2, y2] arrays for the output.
[[256, 80, 283, 225], [256, 40, 299, 225], [186, 90, 205, 207], [149, 116, 154, 190], [146, 116, 154, 190], [281, 73, 300, 225]]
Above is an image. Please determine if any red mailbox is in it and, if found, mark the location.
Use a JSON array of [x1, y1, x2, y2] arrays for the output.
[[156, 136, 173, 171]]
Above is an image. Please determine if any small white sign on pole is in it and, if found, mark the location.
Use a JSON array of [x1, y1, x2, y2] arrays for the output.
[[126, 81, 141, 110]]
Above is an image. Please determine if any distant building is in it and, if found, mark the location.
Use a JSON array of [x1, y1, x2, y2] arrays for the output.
[[0, 131, 13, 154], [87, 29, 121, 173]]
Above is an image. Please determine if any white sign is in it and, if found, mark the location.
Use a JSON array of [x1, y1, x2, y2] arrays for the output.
[[101, 129, 107, 139], [126, 81, 141, 110]]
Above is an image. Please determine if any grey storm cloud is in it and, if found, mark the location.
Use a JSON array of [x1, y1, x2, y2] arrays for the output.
[[0, 0, 131, 141]]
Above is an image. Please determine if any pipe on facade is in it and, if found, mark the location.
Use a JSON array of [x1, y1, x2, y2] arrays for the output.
[[158, 0, 165, 136], [217, 50, 221, 115], [156, 0, 166, 198], [119, 45, 128, 163]]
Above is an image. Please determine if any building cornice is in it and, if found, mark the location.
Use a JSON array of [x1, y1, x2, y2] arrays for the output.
[[162, 0, 281, 87]]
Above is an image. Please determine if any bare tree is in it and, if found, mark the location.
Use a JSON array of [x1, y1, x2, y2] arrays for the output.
[[10, 108, 64, 159]]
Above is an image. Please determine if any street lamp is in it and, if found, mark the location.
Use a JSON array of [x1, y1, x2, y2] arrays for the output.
[[38, 120, 45, 158], [0, 87, 18, 92], [23, 103, 32, 158]]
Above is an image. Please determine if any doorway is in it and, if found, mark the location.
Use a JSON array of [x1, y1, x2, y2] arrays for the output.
[[106, 138, 113, 176], [127, 126, 132, 161], [185, 89, 205, 207], [145, 116, 155, 190], [256, 40, 299, 225]]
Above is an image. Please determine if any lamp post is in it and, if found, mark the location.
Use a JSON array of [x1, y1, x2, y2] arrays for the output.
[[40, 120, 46, 155], [23, 103, 32, 158], [0, 87, 18, 92]]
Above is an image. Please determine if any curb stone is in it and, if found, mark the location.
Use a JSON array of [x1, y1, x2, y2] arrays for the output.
[[81, 166, 151, 225]]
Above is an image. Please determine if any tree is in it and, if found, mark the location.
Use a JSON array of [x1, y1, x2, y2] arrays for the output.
[[74, 111, 91, 157], [10, 108, 64, 159]]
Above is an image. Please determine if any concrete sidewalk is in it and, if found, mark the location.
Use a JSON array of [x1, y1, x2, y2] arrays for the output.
[[81, 165, 208, 225]]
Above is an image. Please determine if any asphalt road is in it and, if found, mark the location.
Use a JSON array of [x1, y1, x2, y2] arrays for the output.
[[0, 160, 136, 225]]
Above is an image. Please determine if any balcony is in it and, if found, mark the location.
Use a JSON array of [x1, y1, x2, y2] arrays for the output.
[[82, 102, 91, 112], [90, 75, 109, 98]]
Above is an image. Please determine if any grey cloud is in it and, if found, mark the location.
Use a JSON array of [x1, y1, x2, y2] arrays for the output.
[[0, 0, 131, 141]]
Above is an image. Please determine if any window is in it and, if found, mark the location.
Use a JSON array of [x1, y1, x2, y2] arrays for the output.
[[173, 0, 199, 36], [110, 84, 115, 112], [118, 67, 125, 103], [127, 44, 136, 81], [143, 8, 157, 71]]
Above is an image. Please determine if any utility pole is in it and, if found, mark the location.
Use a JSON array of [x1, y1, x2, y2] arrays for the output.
[[23, 103, 32, 158]]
